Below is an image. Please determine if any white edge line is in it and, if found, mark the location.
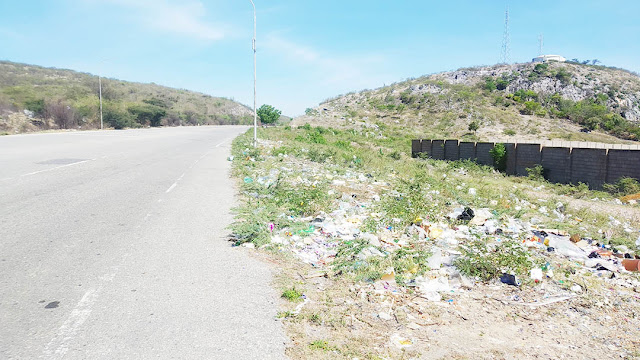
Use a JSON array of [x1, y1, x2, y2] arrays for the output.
[[21, 159, 93, 177], [41, 288, 101, 359], [166, 183, 177, 193]]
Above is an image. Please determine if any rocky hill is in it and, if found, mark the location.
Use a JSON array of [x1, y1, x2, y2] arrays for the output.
[[294, 62, 640, 144], [0, 61, 253, 134]]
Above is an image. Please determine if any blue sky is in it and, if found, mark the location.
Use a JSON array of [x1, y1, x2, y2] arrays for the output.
[[1, 1, 638, 116]]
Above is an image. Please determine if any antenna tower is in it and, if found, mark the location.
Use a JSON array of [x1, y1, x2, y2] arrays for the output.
[[500, 6, 511, 64], [538, 34, 544, 55]]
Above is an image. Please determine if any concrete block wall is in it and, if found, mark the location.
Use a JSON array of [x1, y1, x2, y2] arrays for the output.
[[411, 140, 422, 157], [421, 140, 433, 158], [504, 143, 517, 175], [475, 142, 495, 166], [607, 150, 640, 183], [570, 148, 608, 188], [459, 142, 476, 160], [412, 139, 640, 189], [431, 140, 445, 160], [541, 147, 572, 184], [515, 144, 542, 176], [444, 140, 459, 161]]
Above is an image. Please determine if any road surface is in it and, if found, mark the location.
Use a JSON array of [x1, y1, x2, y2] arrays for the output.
[[0, 127, 287, 359]]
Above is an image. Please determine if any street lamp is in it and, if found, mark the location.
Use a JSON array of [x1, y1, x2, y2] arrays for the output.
[[250, 0, 257, 147], [98, 74, 103, 130]]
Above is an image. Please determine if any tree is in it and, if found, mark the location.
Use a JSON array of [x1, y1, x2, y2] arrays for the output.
[[256, 104, 281, 125], [468, 120, 480, 133]]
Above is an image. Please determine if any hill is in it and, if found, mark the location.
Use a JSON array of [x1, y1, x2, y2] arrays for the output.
[[0, 61, 253, 134], [294, 62, 640, 144]]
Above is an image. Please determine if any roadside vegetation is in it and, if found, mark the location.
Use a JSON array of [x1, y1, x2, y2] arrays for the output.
[[296, 62, 640, 144], [230, 122, 640, 358], [0, 61, 254, 133]]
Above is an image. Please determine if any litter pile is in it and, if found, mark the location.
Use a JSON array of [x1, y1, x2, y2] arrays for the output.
[[232, 138, 640, 358]]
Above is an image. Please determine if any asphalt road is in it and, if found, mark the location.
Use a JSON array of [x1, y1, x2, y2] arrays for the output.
[[0, 127, 287, 359]]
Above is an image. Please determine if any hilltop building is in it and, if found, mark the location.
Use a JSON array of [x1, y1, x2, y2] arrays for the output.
[[532, 54, 566, 63]]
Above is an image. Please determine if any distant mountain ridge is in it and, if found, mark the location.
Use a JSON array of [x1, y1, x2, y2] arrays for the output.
[[295, 62, 640, 144], [0, 61, 253, 133]]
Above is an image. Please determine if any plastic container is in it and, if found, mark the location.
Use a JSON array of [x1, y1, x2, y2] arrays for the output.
[[622, 259, 640, 272]]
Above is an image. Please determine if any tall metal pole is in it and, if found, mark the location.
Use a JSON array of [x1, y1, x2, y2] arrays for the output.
[[99, 75, 103, 130], [250, 0, 257, 148]]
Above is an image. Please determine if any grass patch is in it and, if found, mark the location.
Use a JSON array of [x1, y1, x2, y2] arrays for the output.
[[282, 287, 303, 302]]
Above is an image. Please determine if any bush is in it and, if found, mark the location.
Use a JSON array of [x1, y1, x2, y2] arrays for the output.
[[496, 78, 509, 90], [127, 103, 166, 127], [468, 120, 480, 132], [521, 101, 542, 115], [526, 165, 546, 181], [45, 100, 79, 129], [603, 177, 640, 196], [455, 240, 535, 281], [104, 104, 135, 129], [24, 98, 45, 116], [484, 78, 497, 92], [554, 67, 572, 83], [490, 143, 507, 172]]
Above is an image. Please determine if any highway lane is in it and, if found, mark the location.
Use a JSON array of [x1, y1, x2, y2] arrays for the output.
[[0, 127, 287, 359]]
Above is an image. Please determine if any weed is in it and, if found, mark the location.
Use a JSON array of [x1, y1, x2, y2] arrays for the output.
[[276, 311, 295, 318], [309, 340, 335, 352], [388, 150, 401, 160], [282, 287, 303, 302], [455, 240, 537, 281], [603, 177, 640, 196], [526, 165, 546, 181]]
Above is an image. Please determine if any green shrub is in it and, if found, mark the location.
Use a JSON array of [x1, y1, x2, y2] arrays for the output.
[[554, 67, 572, 83], [484, 78, 497, 92], [127, 103, 166, 127], [526, 165, 546, 181], [104, 104, 135, 129], [521, 101, 542, 115], [281, 287, 303, 302], [496, 78, 509, 90], [308, 132, 326, 144], [490, 143, 507, 172], [603, 177, 640, 196], [455, 240, 536, 281], [24, 98, 45, 116]]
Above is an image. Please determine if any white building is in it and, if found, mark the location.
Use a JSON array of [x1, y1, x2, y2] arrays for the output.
[[532, 54, 566, 63]]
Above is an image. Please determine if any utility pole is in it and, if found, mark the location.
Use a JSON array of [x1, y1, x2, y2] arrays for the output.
[[250, 0, 257, 148], [99, 75, 103, 130]]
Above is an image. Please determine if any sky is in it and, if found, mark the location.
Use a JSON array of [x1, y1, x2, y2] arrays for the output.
[[1, 1, 639, 116]]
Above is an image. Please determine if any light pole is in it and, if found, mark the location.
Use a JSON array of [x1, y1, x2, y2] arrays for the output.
[[250, 0, 257, 147], [98, 75, 103, 130]]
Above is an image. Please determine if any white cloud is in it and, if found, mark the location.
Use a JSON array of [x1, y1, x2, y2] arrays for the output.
[[262, 33, 388, 87], [94, 0, 224, 40]]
